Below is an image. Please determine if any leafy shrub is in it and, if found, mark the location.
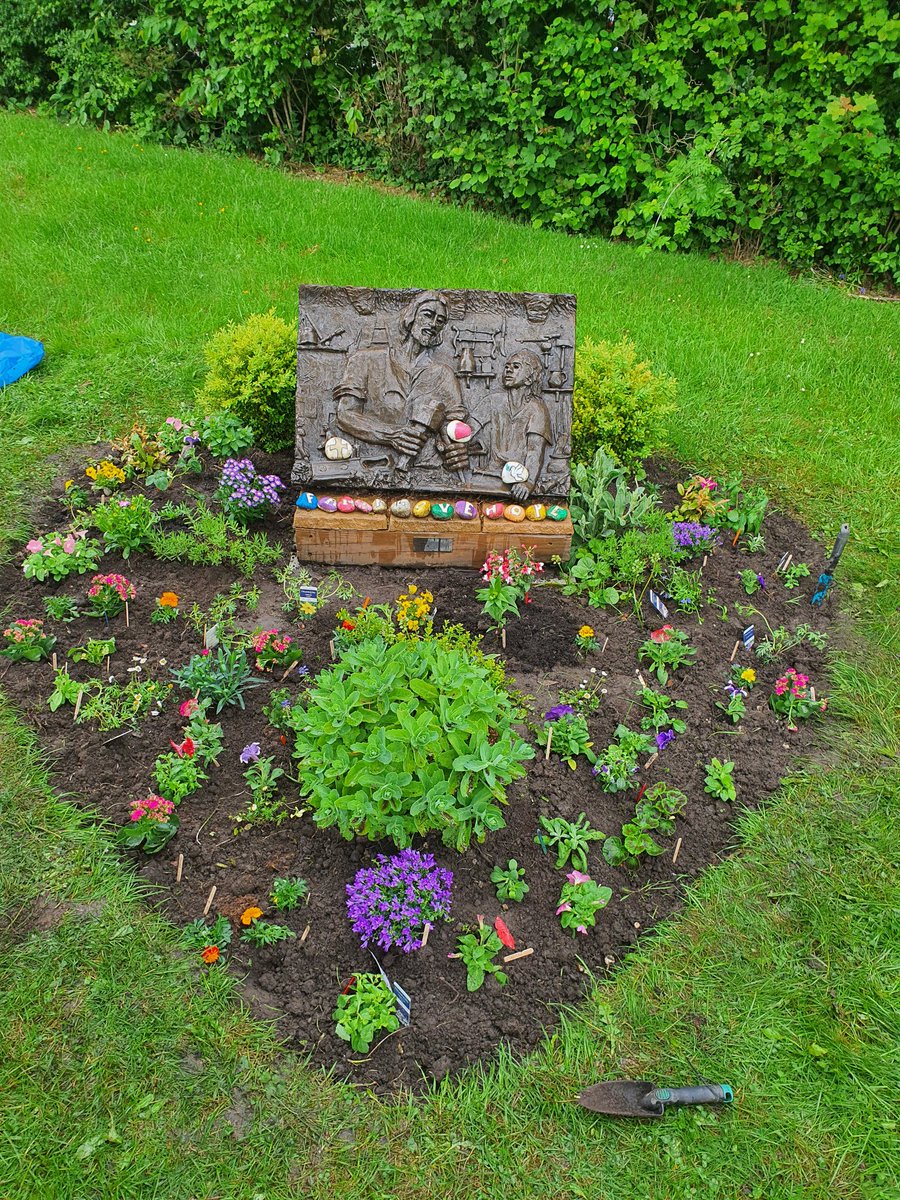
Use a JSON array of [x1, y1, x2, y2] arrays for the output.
[[287, 637, 534, 850], [569, 447, 657, 549], [197, 311, 296, 452], [571, 338, 676, 469]]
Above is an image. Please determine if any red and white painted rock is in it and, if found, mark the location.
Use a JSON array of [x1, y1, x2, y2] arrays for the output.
[[446, 420, 473, 443], [337, 496, 355, 513]]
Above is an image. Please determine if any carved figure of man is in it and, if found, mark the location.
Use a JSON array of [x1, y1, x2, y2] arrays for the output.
[[333, 291, 468, 471], [470, 349, 552, 501]]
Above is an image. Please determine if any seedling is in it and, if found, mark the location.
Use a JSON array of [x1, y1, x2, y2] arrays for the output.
[[536, 812, 604, 873], [240, 920, 296, 947], [715, 691, 746, 724], [490, 860, 529, 904], [556, 873, 613, 935], [456, 925, 508, 991], [704, 758, 736, 802], [639, 687, 688, 734], [781, 561, 811, 590], [333, 973, 400, 1052], [270, 877, 309, 911], [639, 627, 696, 685]]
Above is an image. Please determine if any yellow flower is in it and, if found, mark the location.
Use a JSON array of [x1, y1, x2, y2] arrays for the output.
[[64, 479, 74, 491], [300, 602, 316, 616], [85, 466, 97, 480], [407, 584, 417, 595], [741, 668, 757, 684], [407, 620, 419, 631], [240, 906, 263, 926], [578, 625, 595, 639], [159, 591, 179, 608]]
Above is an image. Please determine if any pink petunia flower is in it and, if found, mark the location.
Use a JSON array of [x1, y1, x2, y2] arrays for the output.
[[566, 870, 592, 885], [555, 902, 572, 915], [25, 539, 42, 554]]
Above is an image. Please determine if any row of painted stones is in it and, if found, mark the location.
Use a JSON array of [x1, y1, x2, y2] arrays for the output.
[[295, 493, 568, 523]]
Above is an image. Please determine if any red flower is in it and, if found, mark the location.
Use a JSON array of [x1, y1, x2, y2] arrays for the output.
[[494, 916, 515, 950], [201, 945, 219, 964], [170, 736, 195, 758], [341, 619, 355, 631], [650, 625, 674, 643]]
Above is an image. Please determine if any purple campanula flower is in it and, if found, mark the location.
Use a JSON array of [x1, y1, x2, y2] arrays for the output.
[[346, 849, 453, 953], [655, 729, 676, 750], [544, 704, 576, 722]]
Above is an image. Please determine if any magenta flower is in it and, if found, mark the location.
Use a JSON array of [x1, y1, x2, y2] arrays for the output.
[[555, 902, 573, 915], [566, 869, 592, 885]]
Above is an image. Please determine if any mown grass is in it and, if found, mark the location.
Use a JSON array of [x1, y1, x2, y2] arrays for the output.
[[1, 111, 898, 1200]]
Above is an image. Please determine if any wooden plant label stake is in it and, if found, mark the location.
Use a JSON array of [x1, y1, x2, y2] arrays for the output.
[[51, 652, 57, 670], [105, 655, 111, 677], [503, 948, 534, 964], [421, 922, 431, 948], [300, 923, 311, 944], [729, 640, 741, 662], [73, 687, 84, 721], [776, 552, 793, 574], [202, 884, 217, 916], [644, 752, 659, 770], [672, 837, 683, 864], [329, 638, 335, 661], [545, 724, 553, 760], [501, 626, 507, 649], [810, 687, 816, 702], [125, 601, 130, 628], [637, 672, 647, 689], [601, 636, 609, 654], [702, 554, 708, 570], [176, 853, 184, 883]]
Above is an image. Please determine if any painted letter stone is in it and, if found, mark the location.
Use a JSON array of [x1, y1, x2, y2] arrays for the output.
[[295, 492, 318, 510], [504, 504, 526, 523], [454, 500, 478, 520], [318, 496, 338, 512], [337, 496, 355, 513], [412, 499, 431, 518], [390, 498, 412, 518], [431, 502, 454, 520]]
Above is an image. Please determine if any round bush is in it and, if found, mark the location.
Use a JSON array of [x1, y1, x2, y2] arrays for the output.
[[571, 337, 676, 469], [197, 310, 295, 452], [288, 637, 534, 850]]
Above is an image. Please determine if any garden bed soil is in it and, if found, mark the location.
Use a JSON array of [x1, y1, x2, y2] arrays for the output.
[[0, 451, 837, 1093]]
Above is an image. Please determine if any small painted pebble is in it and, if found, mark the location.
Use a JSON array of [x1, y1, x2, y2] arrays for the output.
[[354, 499, 373, 513], [390, 498, 412, 518], [501, 461, 529, 485], [454, 500, 478, 520], [412, 499, 431, 518], [324, 436, 353, 460], [295, 492, 318, 510], [525, 503, 546, 521], [504, 504, 526, 522], [431, 502, 454, 520], [337, 496, 355, 513], [371, 498, 387, 514], [484, 502, 505, 520], [546, 505, 568, 521], [446, 420, 473, 443], [318, 496, 338, 512]]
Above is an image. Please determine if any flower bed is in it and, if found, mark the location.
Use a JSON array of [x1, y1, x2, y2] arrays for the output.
[[0, 443, 835, 1093]]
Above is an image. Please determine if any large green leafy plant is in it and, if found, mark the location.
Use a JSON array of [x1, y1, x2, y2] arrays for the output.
[[287, 637, 534, 850]]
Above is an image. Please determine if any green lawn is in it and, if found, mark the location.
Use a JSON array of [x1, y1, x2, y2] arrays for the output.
[[1, 111, 898, 1200]]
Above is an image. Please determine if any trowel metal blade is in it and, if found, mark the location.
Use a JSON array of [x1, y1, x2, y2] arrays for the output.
[[577, 1080, 663, 1118]]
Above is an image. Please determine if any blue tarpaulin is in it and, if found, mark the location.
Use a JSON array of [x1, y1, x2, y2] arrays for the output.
[[0, 333, 44, 386]]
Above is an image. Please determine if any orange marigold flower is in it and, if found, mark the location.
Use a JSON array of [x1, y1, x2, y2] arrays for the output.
[[159, 591, 179, 607], [240, 906, 263, 926], [341, 619, 355, 631], [201, 945, 220, 964]]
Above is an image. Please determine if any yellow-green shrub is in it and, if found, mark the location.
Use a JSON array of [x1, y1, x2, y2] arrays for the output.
[[571, 338, 676, 469], [197, 311, 295, 452]]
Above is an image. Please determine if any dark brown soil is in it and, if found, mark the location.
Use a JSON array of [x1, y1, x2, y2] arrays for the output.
[[0, 451, 836, 1093]]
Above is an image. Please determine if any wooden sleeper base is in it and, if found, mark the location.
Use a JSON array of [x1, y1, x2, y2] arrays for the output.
[[292, 502, 573, 568]]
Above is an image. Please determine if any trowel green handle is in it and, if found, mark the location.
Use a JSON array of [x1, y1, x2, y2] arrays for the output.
[[648, 1084, 734, 1110]]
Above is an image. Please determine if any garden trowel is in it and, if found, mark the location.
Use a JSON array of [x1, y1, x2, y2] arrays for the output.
[[577, 1080, 733, 1119]]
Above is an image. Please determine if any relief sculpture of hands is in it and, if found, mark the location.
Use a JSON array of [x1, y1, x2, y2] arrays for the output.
[[393, 426, 429, 458], [511, 482, 531, 503]]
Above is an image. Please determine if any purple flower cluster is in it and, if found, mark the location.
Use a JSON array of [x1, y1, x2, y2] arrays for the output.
[[671, 521, 720, 552], [219, 458, 284, 517], [346, 849, 453, 953], [655, 729, 676, 750], [544, 704, 576, 722]]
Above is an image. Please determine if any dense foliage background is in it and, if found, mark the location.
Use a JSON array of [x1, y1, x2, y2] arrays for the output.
[[2, 0, 898, 281]]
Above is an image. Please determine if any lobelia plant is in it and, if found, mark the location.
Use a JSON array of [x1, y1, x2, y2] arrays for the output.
[[556, 871, 613, 935], [704, 758, 737, 803], [22, 529, 101, 582], [667, 567, 704, 615], [671, 521, 720, 555], [346, 849, 453, 953], [770, 669, 828, 728], [287, 636, 533, 850], [456, 925, 508, 991], [217, 458, 285, 522], [1, 619, 56, 662], [333, 973, 400, 1052], [591, 724, 653, 792], [536, 812, 604, 873], [491, 859, 529, 904], [639, 624, 697, 685], [116, 794, 178, 854], [86, 573, 135, 619]]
